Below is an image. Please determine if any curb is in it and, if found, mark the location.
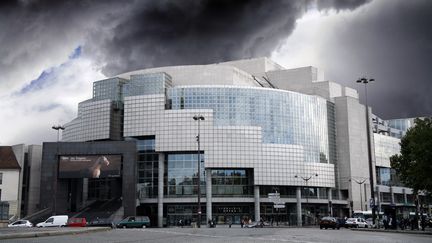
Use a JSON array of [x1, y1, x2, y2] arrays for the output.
[[0, 227, 111, 240], [351, 228, 432, 235]]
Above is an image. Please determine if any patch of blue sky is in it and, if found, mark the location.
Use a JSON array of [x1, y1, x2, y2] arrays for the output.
[[17, 45, 82, 95], [69, 46, 82, 59]]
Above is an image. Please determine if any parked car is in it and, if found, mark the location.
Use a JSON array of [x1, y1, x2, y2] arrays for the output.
[[345, 218, 368, 228], [319, 217, 340, 230], [36, 215, 68, 227], [116, 216, 150, 228], [8, 220, 33, 228], [67, 217, 87, 227], [336, 218, 347, 228], [87, 218, 114, 228], [245, 221, 265, 228]]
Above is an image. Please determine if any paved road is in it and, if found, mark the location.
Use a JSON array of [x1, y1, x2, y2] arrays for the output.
[[2, 227, 431, 243]]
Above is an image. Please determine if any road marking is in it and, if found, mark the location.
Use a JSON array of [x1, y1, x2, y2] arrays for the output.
[[139, 229, 325, 243]]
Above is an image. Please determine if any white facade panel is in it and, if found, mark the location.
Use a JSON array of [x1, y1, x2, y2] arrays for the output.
[[125, 93, 335, 188], [0, 170, 20, 201]]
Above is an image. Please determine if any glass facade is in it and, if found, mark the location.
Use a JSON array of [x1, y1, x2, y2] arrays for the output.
[[376, 167, 403, 186], [124, 73, 172, 97], [93, 77, 127, 101], [166, 153, 205, 197], [374, 133, 400, 167], [137, 137, 159, 199], [211, 169, 252, 196], [168, 86, 331, 164]]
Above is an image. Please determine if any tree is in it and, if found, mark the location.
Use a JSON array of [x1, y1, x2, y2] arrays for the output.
[[390, 118, 432, 195]]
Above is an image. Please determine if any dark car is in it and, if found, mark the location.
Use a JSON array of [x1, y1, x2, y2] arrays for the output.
[[87, 218, 114, 228], [116, 216, 150, 228], [337, 218, 347, 228], [319, 217, 340, 230]]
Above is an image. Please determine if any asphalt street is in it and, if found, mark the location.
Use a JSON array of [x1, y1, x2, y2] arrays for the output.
[[1, 227, 431, 243]]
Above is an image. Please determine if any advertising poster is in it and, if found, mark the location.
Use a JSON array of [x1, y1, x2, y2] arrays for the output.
[[58, 155, 121, 178]]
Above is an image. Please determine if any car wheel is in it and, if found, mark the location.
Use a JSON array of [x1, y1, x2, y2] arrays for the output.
[[365, 225, 368, 228], [142, 225, 146, 228], [325, 227, 328, 229], [337, 227, 340, 230], [320, 226, 323, 229], [123, 225, 126, 229]]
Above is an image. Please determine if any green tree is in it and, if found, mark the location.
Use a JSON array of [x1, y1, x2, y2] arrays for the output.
[[390, 118, 432, 194]]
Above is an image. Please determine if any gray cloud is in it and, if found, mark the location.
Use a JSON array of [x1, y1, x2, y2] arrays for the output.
[[316, 0, 432, 119], [86, 0, 370, 76]]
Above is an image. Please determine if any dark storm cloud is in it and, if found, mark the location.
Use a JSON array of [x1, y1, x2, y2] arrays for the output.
[[317, 0, 371, 11], [320, 0, 432, 119], [0, 0, 127, 92], [89, 0, 305, 76], [87, 0, 369, 76]]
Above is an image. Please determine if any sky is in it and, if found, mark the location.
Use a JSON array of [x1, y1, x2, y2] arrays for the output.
[[0, 0, 431, 145]]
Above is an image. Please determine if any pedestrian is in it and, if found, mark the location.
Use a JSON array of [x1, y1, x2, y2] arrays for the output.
[[383, 215, 388, 230], [240, 219, 244, 228], [421, 216, 426, 231]]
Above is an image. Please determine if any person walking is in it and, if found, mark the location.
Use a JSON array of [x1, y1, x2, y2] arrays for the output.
[[240, 219, 244, 228]]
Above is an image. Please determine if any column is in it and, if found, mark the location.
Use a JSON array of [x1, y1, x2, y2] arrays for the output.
[[206, 168, 212, 223], [158, 153, 164, 228], [376, 186, 381, 214], [254, 185, 260, 221], [327, 188, 333, 216], [390, 186, 395, 205], [296, 186, 302, 226], [403, 188, 407, 205]]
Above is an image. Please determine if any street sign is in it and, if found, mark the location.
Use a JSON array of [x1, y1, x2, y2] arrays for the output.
[[369, 198, 374, 208], [268, 193, 280, 199], [274, 204, 285, 209]]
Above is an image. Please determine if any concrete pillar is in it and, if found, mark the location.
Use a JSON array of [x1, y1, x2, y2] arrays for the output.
[[390, 186, 395, 205], [157, 153, 164, 228], [376, 186, 381, 213], [296, 186, 302, 226], [82, 178, 88, 206], [327, 188, 333, 216], [206, 168, 212, 222], [254, 185, 260, 221], [403, 188, 407, 205]]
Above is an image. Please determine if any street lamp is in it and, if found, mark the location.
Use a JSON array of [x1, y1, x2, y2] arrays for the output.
[[295, 174, 318, 225], [349, 178, 367, 211], [51, 125, 65, 215], [356, 77, 376, 225], [193, 115, 205, 228]]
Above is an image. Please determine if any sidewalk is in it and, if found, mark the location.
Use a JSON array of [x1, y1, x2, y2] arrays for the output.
[[351, 227, 432, 235], [0, 227, 111, 240]]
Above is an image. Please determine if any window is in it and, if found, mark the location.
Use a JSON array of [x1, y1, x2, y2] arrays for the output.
[[0, 202, 8, 220], [46, 217, 54, 223]]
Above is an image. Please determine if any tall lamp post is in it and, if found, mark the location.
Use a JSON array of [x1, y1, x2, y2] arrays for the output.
[[356, 77, 376, 225], [295, 174, 318, 225], [193, 115, 205, 228], [52, 125, 65, 215], [349, 178, 367, 211]]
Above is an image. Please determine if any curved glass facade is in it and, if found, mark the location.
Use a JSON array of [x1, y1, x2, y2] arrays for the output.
[[168, 86, 331, 164]]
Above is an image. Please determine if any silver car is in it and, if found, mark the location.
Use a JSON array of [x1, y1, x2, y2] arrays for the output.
[[345, 218, 368, 228], [8, 220, 33, 228]]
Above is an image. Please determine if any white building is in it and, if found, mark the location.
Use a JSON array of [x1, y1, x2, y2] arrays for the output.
[[53, 57, 421, 227]]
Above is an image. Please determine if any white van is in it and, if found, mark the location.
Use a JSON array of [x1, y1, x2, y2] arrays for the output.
[[36, 215, 69, 227]]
